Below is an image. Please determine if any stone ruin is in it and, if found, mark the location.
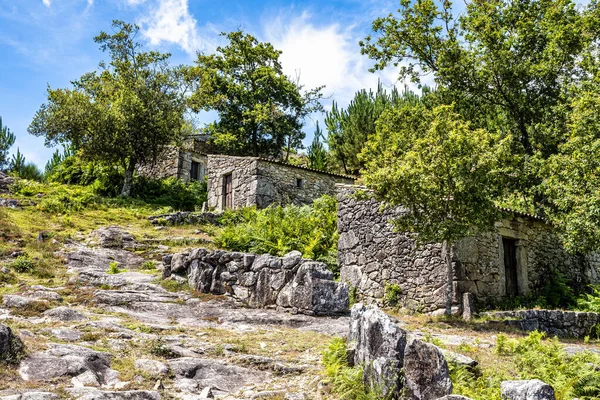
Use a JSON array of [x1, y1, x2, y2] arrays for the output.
[[162, 248, 349, 316]]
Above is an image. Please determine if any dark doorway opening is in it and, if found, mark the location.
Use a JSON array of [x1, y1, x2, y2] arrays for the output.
[[503, 238, 519, 296], [222, 173, 233, 209], [190, 161, 200, 181]]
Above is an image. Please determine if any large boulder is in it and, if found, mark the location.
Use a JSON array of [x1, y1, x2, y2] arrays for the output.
[[0, 324, 25, 364], [500, 380, 555, 400], [403, 337, 453, 400], [348, 304, 406, 397], [0, 171, 14, 194], [89, 226, 138, 249]]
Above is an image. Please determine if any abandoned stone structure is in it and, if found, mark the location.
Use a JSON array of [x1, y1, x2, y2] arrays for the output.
[[137, 135, 212, 183], [337, 186, 600, 313], [163, 248, 349, 316], [206, 155, 354, 210]]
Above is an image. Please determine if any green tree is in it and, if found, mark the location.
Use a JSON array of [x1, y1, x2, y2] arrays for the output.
[[0, 116, 16, 170], [361, 104, 512, 314], [325, 82, 424, 175], [307, 122, 328, 171], [29, 20, 186, 196], [44, 145, 74, 178], [187, 30, 323, 158], [9, 148, 43, 181]]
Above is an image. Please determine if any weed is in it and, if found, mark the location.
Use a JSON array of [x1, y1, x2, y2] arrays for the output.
[[106, 261, 121, 274], [148, 337, 177, 359], [383, 283, 402, 307], [141, 260, 156, 270], [9, 300, 52, 317], [10, 256, 34, 273], [81, 332, 102, 342]]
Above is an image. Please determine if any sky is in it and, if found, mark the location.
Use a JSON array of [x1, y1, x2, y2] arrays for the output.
[[0, 0, 407, 169]]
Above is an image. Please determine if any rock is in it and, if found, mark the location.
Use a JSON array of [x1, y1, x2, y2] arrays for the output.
[[43, 307, 88, 321], [0, 392, 59, 400], [251, 391, 286, 399], [348, 304, 406, 397], [0, 171, 14, 194], [66, 388, 160, 400], [403, 337, 453, 400], [441, 349, 478, 369], [134, 359, 169, 376], [0, 199, 18, 208], [71, 370, 101, 387], [0, 324, 25, 364], [437, 396, 474, 400], [282, 251, 302, 269], [2, 295, 39, 309], [462, 292, 476, 321], [500, 379, 556, 400], [90, 226, 138, 249], [66, 247, 144, 272], [18, 344, 112, 382], [168, 357, 269, 394], [36, 232, 50, 242], [47, 328, 83, 342], [199, 386, 214, 398]]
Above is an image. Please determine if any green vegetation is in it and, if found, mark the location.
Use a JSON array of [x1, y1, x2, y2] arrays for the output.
[[106, 261, 121, 274], [307, 122, 328, 171], [187, 30, 323, 160], [452, 331, 600, 400], [9, 255, 34, 273], [8, 149, 43, 181], [322, 338, 379, 400], [141, 260, 156, 270], [28, 20, 187, 196], [383, 283, 402, 307], [0, 116, 16, 170], [215, 195, 339, 271]]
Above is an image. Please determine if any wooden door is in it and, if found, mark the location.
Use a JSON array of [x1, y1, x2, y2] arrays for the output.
[[222, 174, 232, 209], [503, 238, 518, 295]]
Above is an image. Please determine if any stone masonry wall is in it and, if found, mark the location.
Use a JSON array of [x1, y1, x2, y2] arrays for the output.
[[137, 137, 209, 183], [207, 155, 354, 210], [162, 248, 349, 316], [337, 187, 600, 312], [488, 309, 600, 338], [255, 160, 354, 208], [207, 155, 259, 210]]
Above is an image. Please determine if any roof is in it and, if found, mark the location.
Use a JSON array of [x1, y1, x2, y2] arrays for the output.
[[336, 184, 547, 222], [258, 157, 357, 180]]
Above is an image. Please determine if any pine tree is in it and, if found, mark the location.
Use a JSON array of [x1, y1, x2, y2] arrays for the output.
[[0, 116, 16, 170], [307, 122, 328, 171]]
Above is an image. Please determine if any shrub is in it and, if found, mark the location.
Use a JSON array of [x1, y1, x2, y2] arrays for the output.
[[107, 261, 121, 274], [577, 285, 600, 313], [10, 255, 34, 273], [383, 283, 402, 307], [141, 261, 156, 270], [216, 195, 339, 272]]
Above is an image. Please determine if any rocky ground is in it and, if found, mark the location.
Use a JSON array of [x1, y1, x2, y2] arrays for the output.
[[0, 226, 348, 400]]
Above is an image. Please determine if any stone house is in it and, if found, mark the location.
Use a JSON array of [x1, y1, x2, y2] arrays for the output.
[[206, 155, 355, 210], [337, 185, 600, 313], [138, 135, 211, 183]]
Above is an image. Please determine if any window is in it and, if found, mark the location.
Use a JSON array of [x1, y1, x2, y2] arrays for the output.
[[296, 178, 304, 188]]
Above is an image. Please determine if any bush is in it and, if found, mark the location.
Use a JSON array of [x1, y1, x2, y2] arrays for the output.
[[383, 283, 402, 307], [107, 261, 121, 274], [216, 195, 339, 271], [577, 285, 600, 313], [10, 255, 34, 273]]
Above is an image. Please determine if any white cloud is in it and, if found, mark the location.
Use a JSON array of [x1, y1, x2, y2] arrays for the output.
[[138, 0, 206, 55], [42, 0, 52, 7], [263, 12, 403, 110]]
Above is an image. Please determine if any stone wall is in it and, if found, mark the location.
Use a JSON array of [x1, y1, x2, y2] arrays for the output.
[[488, 309, 600, 338], [162, 248, 349, 316], [207, 155, 354, 210], [337, 186, 600, 313], [147, 211, 222, 226]]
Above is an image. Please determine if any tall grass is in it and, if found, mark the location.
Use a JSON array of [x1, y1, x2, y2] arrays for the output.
[[215, 195, 339, 271]]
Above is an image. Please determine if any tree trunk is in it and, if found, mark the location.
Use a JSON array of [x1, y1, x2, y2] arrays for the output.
[[121, 161, 135, 197], [443, 240, 453, 316]]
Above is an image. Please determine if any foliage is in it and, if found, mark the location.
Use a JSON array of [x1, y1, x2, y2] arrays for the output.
[[307, 122, 328, 171], [107, 261, 121, 274], [361, 103, 513, 314], [383, 283, 402, 307], [187, 30, 323, 159], [0, 116, 15, 170], [577, 286, 600, 313], [325, 82, 425, 175], [141, 261, 156, 270], [322, 338, 379, 400], [28, 20, 186, 196], [44, 146, 74, 178], [10, 255, 34, 273], [215, 195, 339, 271], [8, 149, 43, 181]]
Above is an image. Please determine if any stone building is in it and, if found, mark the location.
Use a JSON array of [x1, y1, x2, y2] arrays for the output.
[[137, 135, 212, 183], [207, 155, 355, 210], [337, 185, 600, 313]]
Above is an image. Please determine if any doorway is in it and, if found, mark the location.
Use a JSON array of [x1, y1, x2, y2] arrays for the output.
[[503, 238, 519, 296], [222, 173, 233, 210]]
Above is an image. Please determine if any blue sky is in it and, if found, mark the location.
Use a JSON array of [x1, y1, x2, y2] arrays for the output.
[[0, 0, 404, 168]]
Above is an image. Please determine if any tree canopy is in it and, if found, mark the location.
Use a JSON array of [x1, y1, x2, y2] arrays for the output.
[[28, 20, 186, 196], [187, 30, 323, 159]]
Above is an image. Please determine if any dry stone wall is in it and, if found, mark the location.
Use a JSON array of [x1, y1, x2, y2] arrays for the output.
[[488, 309, 600, 338], [162, 248, 349, 316], [337, 187, 600, 312]]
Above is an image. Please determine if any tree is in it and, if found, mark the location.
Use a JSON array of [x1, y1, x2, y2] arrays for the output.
[[45, 146, 74, 178], [361, 104, 512, 315], [307, 122, 328, 171], [187, 30, 323, 158], [0, 116, 16, 170], [325, 82, 424, 175], [9, 148, 43, 181], [29, 20, 186, 196]]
